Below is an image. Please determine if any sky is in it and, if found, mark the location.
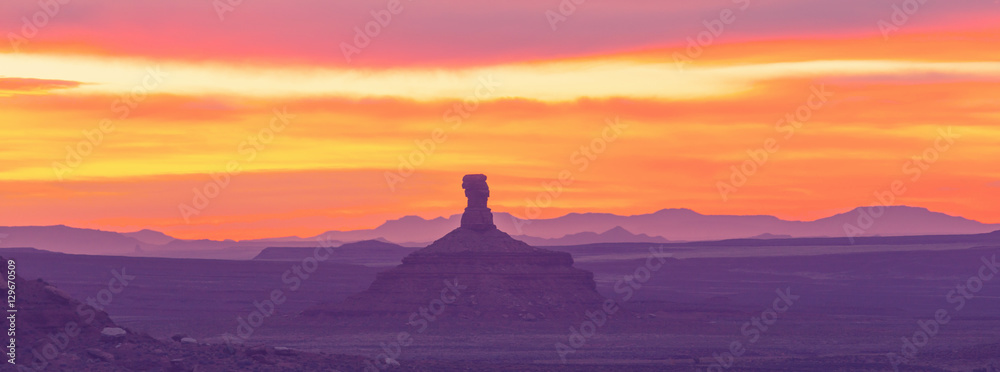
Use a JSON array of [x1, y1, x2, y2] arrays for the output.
[[1, 0, 998, 240]]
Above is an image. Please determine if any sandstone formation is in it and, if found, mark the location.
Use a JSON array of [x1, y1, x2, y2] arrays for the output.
[[459, 174, 494, 230], [303, 174, 607, 321]]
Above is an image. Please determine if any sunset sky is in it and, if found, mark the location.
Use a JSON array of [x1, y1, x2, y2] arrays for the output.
[[1, 0, 999, 240]]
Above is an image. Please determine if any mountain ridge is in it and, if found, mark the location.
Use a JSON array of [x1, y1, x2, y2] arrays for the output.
[[2, 205, 996, 256], [306, 205, 998, 243]]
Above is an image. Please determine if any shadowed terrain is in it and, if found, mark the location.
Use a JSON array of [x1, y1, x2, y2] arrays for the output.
[[6, 235, 1000, 371]]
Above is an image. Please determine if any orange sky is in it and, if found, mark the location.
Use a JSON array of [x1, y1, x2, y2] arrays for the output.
[[1, 1, 998, 240]]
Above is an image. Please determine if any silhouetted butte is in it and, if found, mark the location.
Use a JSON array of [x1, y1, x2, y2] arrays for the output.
[[303, 174, 606, 322]]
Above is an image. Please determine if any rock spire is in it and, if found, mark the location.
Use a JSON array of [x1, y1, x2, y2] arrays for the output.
[[460, 174, 495, 230]]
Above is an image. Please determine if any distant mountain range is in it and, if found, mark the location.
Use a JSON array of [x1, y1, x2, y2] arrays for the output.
[[0, 225, 323, 258], [513, 226, 671, 246], [123, 229, 177, 245], [1, 206, 996, 257], [298, 206, 999, 244]]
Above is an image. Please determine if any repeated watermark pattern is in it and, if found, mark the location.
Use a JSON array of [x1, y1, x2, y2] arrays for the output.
[[51, 66, 169, 181], [340, 0, 415, 62], [673, 0, 751, 71], [509, 116, 626, 234], [544, 0, 591, 31], [555, 245, 671, 363], [986, 359, 1000, 372], [887, 253, 998, 371], [878, 0, 930, 41], [842, 126, 960, 243], [221, 234, 338, 348], [179, 107, 294, 223], [363, 278, 466, 371], [698, 288, 799, 371], [6, 0, 71, 52], [717, 84, 833, 202], [384, 75, 501, 192]]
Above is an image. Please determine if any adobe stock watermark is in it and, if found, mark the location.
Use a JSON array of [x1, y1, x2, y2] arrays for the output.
[[18, 267, 136, 372], [6, 0, 71, 52], [555, 245, 671, 363], [509, 116, 627, 234], [51, 66, 169, 181], [842, 126, 960, 243], [340, 0, 414, 63], [363, 278, 467, 371], [698, 287, 800, 372], [985, 359, 1000, 372], [716, 84, 833, 202], [673, 0, 751, 71], [179, 107, 294, 223], [878, 0, 930, 41], [221, 234, 338, 348], [384, 75, 502, 192], [212, 0, 249, 21], [544, 0, 591, 31], [886, 253, 998, 371]]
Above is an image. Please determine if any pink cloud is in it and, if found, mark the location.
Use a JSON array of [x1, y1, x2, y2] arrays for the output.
[[1, 0, 996, 67]]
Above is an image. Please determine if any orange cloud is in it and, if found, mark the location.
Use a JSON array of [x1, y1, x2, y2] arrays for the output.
[[0, 77, 81, 96], [2, 3, 998, 240], [1, 71, 998, 240]]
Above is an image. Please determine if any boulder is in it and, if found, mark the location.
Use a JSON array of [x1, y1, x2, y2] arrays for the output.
[[101, 327, 127, 341], [86, 348, 115, 362]]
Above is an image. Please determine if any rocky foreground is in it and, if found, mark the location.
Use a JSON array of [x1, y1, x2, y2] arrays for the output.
[[6, 255, 372, 372]]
